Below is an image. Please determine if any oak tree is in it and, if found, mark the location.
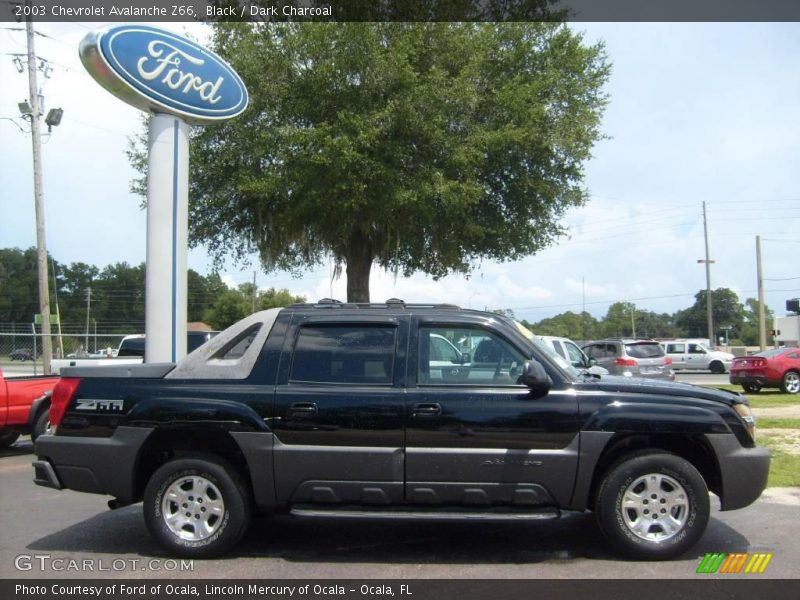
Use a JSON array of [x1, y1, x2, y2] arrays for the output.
[[131, 22, 609, 301]]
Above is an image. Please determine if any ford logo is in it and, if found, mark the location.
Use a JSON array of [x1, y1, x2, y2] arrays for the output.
[[80, 25, 248, 124]]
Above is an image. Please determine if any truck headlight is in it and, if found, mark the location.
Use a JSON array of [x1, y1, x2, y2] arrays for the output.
[[733, 403, 756, 441]]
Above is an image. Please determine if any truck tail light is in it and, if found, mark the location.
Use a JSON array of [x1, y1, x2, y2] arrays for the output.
[[664, 357, 673, 365], [614, 358, 638, 367], [49, 378, 81, 428]]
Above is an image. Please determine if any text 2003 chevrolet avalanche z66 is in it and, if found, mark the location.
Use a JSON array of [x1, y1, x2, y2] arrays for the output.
[[33, 300, 769, 559]]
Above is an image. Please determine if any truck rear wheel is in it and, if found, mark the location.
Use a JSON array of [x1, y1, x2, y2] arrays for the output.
[[143, 457, 251, 558], [595, 452, 709, 560], [709, 361, 725, 374]]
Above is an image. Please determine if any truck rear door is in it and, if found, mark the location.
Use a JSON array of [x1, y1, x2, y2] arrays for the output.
[[271, 315, 409, 506]]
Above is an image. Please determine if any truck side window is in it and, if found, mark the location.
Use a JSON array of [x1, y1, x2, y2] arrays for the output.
[[688, 344, 705, 354], [668, 343, 685, 353], [419, 326, 525, 385], [564, 341, 585, 366], [290, 325, 396, 384], [212, 324, 261, 361]]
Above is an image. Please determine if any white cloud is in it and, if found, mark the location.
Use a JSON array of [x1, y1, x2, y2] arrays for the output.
[[2, 22, 798, 328]]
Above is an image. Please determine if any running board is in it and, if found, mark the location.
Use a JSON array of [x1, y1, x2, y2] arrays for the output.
[[290, 505, 560, 521]]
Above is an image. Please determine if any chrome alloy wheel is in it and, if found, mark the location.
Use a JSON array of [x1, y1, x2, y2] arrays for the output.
[[162, 476, 225, 541], [620, 473, 689, 541], [784, 371, 800, 394]]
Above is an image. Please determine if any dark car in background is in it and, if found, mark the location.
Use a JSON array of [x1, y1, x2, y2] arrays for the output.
[[730, 347, 800, 394], [9, 349, 35, 361], [583, 338, 675, 381]]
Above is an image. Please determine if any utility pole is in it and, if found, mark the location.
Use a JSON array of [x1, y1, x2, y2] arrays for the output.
[[697, 201, 715, 347], [252, 271, 257, 313], [25, 8, 52, 374], [756, 235, 767, 350], [51, 257, 64, 358], [85, 287, 92, 352], [581, 276, 586, 341]]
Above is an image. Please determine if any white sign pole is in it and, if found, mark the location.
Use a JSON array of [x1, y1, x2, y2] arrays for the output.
[[145, 113, 189, 363]]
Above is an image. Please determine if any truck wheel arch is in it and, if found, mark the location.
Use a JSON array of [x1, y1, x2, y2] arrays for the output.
[[586, 433, 721, 511], [27, 391, 52, 430], [133, 429, 257, 505]]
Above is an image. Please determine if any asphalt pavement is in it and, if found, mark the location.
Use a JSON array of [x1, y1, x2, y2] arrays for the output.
[[1, 437, 797, 580]]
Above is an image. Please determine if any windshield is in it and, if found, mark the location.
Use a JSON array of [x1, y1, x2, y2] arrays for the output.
[[625, 342, 665, 359], [756, 348, 790, 358], [513, 320, 581, 378]]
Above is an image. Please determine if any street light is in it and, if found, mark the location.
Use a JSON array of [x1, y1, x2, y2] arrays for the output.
[[45, 107, 63, 132]]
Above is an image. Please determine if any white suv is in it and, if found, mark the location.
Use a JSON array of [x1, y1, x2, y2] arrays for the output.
[[537, 335, 608, 375], [661, 340, 734, 374]]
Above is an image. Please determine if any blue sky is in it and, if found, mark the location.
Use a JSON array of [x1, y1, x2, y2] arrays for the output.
[[1, 22, 798, 324]]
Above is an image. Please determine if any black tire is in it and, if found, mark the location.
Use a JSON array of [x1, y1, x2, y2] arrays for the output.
[[742, 383, 761, 394], [595, 452, 709, 560], [31, 408, 50, 443], [781, 370, 800, 395], [709, 361, 725, 374], [0, 430, 21, 449], [143, 456, 251, 558]]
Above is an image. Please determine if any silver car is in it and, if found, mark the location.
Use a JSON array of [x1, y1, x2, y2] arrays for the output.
[[582, 338, 675, 381]]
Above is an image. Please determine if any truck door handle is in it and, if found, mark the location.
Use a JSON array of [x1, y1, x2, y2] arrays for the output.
[[289, 402, 318, 417], [412, 403, 442, 418]]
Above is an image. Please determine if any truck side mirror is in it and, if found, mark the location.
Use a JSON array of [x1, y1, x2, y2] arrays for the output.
[[460, 352, 471, 365], [521, 360, 552, 393]]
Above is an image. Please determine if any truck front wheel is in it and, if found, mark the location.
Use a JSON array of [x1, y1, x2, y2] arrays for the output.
[[31, 408, 50, 442], [0, 430, 20, 449], [143, 457, 251, 558], [595, 452, 709, 560]]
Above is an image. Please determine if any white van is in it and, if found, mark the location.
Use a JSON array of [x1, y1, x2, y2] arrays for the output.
[[661, 340, 734, 373]]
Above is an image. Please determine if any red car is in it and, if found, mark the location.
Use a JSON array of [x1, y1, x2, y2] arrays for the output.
[[729, 347, 800, 394], [0, 369, 60, 448]]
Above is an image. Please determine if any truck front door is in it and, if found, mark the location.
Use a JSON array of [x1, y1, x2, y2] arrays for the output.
[[405, 320, 580, 509]]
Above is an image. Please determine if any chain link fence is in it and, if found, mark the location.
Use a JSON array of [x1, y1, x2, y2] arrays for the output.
[[0, 325, 139, 373]]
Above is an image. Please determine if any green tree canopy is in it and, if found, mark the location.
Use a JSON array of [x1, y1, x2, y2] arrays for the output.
[[202, 284, 306, 329], [525, 310, 599, 341], [131, 22, 609, 302], [675, 288, 745, 340], [739, 297, 775, 346]]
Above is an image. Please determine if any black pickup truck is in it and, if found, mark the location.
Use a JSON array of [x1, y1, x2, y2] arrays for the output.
[[33, 301, 769, 560]]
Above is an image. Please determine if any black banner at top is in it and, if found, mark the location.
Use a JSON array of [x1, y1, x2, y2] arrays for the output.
[[2, 0, 800, 23]]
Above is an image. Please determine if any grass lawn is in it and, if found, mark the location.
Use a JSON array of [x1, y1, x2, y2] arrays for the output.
[[756, 418, 800, 429], [700, 384, 799, 408], [757, 437, 800, 487], [698, 384, 800, 486]]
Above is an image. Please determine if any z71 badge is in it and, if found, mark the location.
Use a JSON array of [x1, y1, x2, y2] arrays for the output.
[[75, 399, 125, 412]]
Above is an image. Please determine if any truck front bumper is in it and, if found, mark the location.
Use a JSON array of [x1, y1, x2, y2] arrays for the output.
[[705, 434, 770, 511], [32, 427, 154, 501]]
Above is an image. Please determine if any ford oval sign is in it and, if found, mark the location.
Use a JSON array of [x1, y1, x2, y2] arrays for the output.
[[79, 25, 248, 124]]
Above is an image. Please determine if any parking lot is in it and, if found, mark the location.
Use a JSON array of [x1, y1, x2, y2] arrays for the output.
[[1, 432, 798, 580]]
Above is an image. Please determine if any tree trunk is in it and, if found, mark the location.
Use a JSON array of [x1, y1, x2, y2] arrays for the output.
[[346, 234, 373, 303]]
